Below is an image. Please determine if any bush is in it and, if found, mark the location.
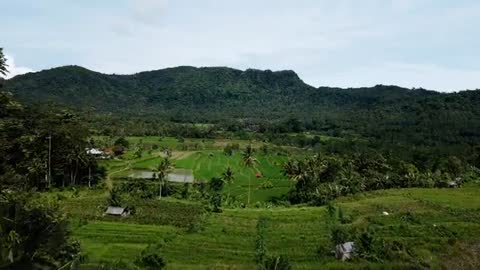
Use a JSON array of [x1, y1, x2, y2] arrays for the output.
[[262, 255, 292, 270], [98, 260, 137, 270], [114, 137, 130, 148], [134, 244, 166, 270], [259, 181, 274, 189], [107, 187, 122, 207]]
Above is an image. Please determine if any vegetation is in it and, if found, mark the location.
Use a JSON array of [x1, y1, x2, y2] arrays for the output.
[[0, 51, 83, 269], [284, 152, 479, 206], [1, 49, 480, 268], [155, 157, 173, 199], [67, 184, 480, 268], [0, 48, 7, 77], [4, 66, 480, 152], [0, 192, 81, 269]]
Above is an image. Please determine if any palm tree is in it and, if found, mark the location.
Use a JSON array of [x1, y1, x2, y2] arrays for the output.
[[0, 48, 8, 76], [156, 157, 173, 199], [242, 145, 258, 205], [282, 159, 304, 182], [221, 166, 235, 199]]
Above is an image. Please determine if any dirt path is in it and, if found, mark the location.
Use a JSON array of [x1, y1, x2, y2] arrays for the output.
[[171, 151, 196, 160], [105, 161, 132, 190]]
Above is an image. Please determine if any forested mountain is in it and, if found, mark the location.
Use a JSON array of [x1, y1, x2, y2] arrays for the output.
[[3, 65, 441, 115], [4, 66, 480, 146]]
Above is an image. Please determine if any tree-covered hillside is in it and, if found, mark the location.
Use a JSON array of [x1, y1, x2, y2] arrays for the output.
[[4, 66, 480, 146], [3, 65, 440, 116]]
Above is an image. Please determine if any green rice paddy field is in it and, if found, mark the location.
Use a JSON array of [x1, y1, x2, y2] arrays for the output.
[[109, 150, 291, 204], [102, 136, 294, 203], [67, 184, 480, 269], [73, 137, 480, 269]]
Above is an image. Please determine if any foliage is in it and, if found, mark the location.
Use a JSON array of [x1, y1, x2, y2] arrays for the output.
[[155, 157, 173, 199], [107, 187, 122, 207], [70, 183, 480, 268], [242, 145, 258, 205], [259, 181, 274, 189], [0, 48, 7, 77], [209, 177, 225, 212], [0, 91, 100, 190], [0, 191, 81, 269], [134, 244, 166, 270], [285, 151, 479, 205], [5, 66, 480, 154], [262, 255, 292, 270], [114, 137, 130, 148], [255, 216, 270, 265]]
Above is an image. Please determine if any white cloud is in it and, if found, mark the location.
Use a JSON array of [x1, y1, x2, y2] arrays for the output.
[[130, 0, 169, 25], [3, 0, 480, 92], [2, 54, 34, 79]]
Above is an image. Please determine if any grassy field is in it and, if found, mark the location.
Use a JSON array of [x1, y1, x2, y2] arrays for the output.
[[77, 136, 480, 269], [65, 183, 480, 269], [174, 151, 291, 203], [108, 151, 291, 204], [99, 136, 294, 204]]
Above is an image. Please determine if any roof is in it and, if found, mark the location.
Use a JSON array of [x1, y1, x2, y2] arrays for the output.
[[335, 241, 356, 261], [105, 206, 127, 215], [86, 148, 103, 155], [448, 181, 459, 186], [338, 242, 355, 253]]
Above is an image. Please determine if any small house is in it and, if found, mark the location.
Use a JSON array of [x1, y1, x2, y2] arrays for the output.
[[335, 242, 355, 261], [105, 206, 130, 217], [448, 181, 459, 188], [256, 172, 263, 178], [86, 148, 104, 156]]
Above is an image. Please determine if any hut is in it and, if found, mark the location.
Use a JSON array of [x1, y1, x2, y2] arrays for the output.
[[335, 242, 355, 261], [86, 148, 104, 156], [105, 206, 130, 217], [448, 181, 459, 188]]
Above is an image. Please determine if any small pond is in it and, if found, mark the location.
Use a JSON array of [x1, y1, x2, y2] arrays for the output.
[[128, 168, 194, 183]]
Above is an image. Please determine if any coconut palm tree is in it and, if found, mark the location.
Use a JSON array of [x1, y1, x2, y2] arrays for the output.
[[221, 166, 235, 199], [156, 157, 173, 199], [242, 145, 258, 205], [282, 159, 304, 182], [0, 48, 7, 76]]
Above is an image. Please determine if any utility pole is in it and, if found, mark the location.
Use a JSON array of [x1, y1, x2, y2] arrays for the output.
[[47, 134, 52, 188]]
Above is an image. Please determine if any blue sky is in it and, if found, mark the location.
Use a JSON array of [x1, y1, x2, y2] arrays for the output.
[[1, 0, 480, 92]]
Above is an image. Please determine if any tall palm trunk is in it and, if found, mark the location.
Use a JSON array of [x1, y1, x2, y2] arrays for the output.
[[159, 178, 163, 199], [248, 176, 251, 205], [88, 166, 92, 188]]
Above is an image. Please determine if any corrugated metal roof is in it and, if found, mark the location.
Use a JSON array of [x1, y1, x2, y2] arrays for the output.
[[105, 206, 126, 215]]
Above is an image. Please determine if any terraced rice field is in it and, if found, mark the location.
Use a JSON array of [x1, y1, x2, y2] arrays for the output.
[[174, 151, 291, 202], [72, 183, 480, 269]]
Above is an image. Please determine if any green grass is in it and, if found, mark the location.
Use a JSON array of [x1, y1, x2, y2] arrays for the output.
[[174, 151, 291, 203], [106, 145, 293, 204], [71, 183, 480, 269], [75, 222, 177, 264], [58, 189, 206, 227]]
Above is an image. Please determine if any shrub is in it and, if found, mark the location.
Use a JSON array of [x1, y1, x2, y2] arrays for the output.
[[262, 255, 292, 270], [134, 244, 166, 270], [255, 216, 270, 265], [107, 187, 122, 207], [259, 181, 274, 189]]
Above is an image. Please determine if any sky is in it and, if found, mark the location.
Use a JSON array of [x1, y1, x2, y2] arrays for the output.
[[1, 0, 480, 92]]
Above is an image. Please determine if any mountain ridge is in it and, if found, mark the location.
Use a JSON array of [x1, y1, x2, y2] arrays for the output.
[[3, 64, 480, 145], [7, 64, 448, 93], [4, 64, 447, 112]]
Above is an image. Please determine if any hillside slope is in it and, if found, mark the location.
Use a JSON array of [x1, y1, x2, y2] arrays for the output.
[[4, 66, 439, 115], [4, 66, 480, 145]]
